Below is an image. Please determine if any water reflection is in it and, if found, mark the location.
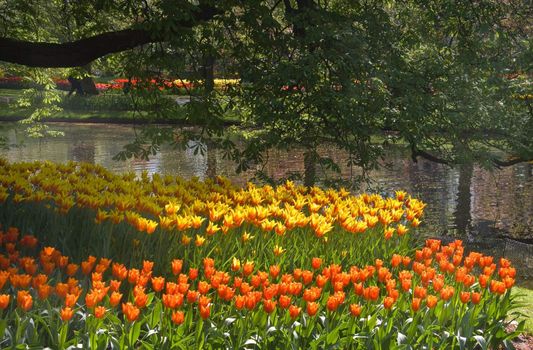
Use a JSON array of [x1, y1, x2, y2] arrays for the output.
[[1, 122, 532, 284]]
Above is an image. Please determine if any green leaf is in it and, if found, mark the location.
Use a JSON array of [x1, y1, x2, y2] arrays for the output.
[[129, 321, 142, 346], [473, 335, 487, 350], [326, 328, 339, 345]]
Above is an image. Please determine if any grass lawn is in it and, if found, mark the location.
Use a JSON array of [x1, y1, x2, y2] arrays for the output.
[[0, 104, 158, 122], [0, 88, 243, 125], [0, 88, 26, 98], [511, 286, 533, 334]]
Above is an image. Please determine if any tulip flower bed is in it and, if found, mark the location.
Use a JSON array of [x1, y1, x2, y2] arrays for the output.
[[0, 160, 524, 349]]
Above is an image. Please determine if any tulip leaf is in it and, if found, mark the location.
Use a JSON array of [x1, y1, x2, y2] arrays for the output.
[[473, 335, 487, 350], [326, 328, 339, 345], [397, 332, 407, 344]]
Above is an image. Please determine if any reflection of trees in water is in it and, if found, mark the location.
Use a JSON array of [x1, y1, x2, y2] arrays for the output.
[[69, 140, 95, 163], [471, 164, 533, 240], [184, 141, 207, 180], [454, 164, 473, 235], [206, 141, 217, 180]]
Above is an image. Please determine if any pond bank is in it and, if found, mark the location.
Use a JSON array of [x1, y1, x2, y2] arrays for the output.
[[0, 113, 239, 126]]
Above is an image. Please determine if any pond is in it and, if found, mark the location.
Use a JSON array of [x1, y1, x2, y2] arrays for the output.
[[1, 122, 532, 285]]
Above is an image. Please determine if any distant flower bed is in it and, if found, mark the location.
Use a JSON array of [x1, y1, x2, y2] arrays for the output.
[[93, 78, 240, 93], [0, 76, 33, 89]]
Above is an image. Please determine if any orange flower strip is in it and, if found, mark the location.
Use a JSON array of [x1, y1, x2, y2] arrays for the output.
[[0, 222, 520, 349]]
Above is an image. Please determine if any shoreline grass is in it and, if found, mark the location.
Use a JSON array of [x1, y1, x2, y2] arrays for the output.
[[511, 287, 533, 334]]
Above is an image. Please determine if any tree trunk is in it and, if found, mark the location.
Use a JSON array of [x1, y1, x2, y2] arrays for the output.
[[202, 54, 215, 93], [454, 163, 473, 234], [304, 151, 316, 187]]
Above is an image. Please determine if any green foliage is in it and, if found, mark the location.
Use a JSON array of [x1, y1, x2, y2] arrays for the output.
[[510, 287, 533, 334], [0, 0, 532, 185]]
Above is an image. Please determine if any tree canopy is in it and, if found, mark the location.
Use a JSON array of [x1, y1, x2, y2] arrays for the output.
[[1, 0, 532, 186]]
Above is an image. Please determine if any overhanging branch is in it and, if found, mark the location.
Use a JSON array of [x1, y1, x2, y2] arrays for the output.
[[410, 144, 533, 168], [0, 5, 220, 68], [410, 145, 451, 165], [492, 156, 533, 168], [0, 30, 155, 68]]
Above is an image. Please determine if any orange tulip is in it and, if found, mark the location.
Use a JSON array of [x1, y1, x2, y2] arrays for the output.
[[17, 290, 33, 311], [471, 292, 481, 305], [503, 276, 515, 289], [440, 286, 454, 301], [383, 296, 395, 309], [426, 295, 438, 308], [303, 287, 321, 302], [200, 304, 210, 319], [38, 284, 52, 300], [460, 291, 470, 304], [326, 295, 340, 311], [414, 286, 427, 299], [171, 259, 183, 275], [151, 277, 165, 292], [270, 265, 281, 279], [243, 261, 254, 276], [94, 306, 106, 319], [112, 263, 128, 280], [135, 292, 148, 308], [490, 280, 506, 295], [479, 274, 489, 289], [198, 281, 211, 295], [350, 303, 362, 317], [189, 268, 198, 281], [289, 305, 301, 319], [199, 296, 211, 307], [279, 295, 291, 309], [110, 279, 121, 292], [263, 299, 276, 313], [411, 297, 421, 311], [122, 302, 140, 322], [400, 278, 411, 292], [235, 295, 246, 310], [65, 293, 79, 308], [0, 294, 10, 309], [187, 290, 199, 304], [391, 254, 402, 268], [162, 293, 182, 309], [109, 291, 123, 307], [311, 258, 322, 270], [172, 310, 185, 325], [363, 286, 380, 301], [60, 307, 74, 321], [306, 301, 319, 316], [316, 275, 328, 288]]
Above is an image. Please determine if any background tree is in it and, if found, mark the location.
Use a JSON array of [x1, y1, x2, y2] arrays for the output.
[[0, 0, 531, 186]]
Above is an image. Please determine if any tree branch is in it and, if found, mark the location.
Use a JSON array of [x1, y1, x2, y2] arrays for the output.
[[410, 145, 451, 165], [0, 5, 220, 68], [0, 29, 155, 68], [411, 144, 533, 168], [492, 156, 533, 168]]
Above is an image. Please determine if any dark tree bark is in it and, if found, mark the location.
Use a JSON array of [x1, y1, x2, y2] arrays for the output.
[[454, 163, 473, 234], [202, 54, 215, 93], [0, 30, 154, 68], [0, 5, 220, 68], [304, 150, 316, 187]]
